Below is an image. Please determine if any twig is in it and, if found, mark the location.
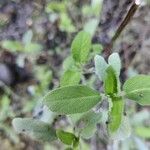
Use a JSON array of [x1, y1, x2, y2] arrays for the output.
[[111, 0, 140, 43], [104, 0, 140, 57]]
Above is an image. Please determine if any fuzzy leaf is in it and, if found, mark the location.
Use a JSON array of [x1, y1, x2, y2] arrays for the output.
[[104, 66, 118, 96], [70, 110, 102, 139], [63, 56, 76, 71], [123, 75, 150, 105], [110, 116, 131, 140], [43, 85, 101, 114], [60, 70, 81, 86], [71, 31, 91, 63], [56, 130, 79, 146], [108, 53, 121, 76], [12, 118, 57, 142], [77, 111, 102, 139], [94, 55, 108, 81], [108, 97, 124, 133]]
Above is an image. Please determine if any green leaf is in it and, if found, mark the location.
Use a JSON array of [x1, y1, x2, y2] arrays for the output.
[[1, 40, 23, 52], [108, 53, 121, 77], [60, 13, 75, 32], [94, 55, 108, 81], [110, 116, 131, 140], [60, 70, 81, 87], [104, 66, 118, 96], [108, 97, 124, 133], [71, 31, 91, 63], [63, 56, 76, 71], [12, 118, 57, 142], [24, 43, 42, 52], [135, 127, 150, 139], [45, 1, 66, 13], [123, 75, 150, 105], [43, 85, 101, 114], [56, 130, 79, 146]]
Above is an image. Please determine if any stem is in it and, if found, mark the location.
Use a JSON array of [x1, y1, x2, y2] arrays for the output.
[[104, 0, 140, 56], [111, 1, 140, 43]]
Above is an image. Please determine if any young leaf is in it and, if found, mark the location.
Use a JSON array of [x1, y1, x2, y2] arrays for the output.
[[71, 31, 91, 63], [60, 70, 81, 87], [12, 118, 57, 142], [94, 55, 108, 81], [108, 53, 121, 76], [75, 111, 102, 139], [56, 130, 79, 147], [104, 66, 118, 96], [110, 116, 131, 140], [43, 85, 101, 114], [108, 97, 124, 133], [123, 75, 150, 105], [60, 13, 75, 33], [63, 56, 77, 71]]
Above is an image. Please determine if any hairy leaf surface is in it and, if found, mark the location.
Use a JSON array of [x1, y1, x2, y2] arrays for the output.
[[43, 85, 101, 114], [12, 118, 56, 142], [94, 55, 108, 81], [56, 130, 79, 146], [123, 75, 150, 105], [71, 31, 91, 63], [108, 53, 121, 76], [108, 97, 124, 133], [104, 66, 118, 96]]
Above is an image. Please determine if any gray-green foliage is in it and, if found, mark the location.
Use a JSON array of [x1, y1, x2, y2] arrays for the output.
[[71, 31, 91, 63], [72, 110, 102, 139], [123, 75, 150, 105], [108, 97, 124, 133], [12, 30, 150, 146], [94, 55, 108, 81], [108, 53, 121, 77], [43, 85, 101, 114], [12, 118, 57, 142], [110, 116, 131, 140]]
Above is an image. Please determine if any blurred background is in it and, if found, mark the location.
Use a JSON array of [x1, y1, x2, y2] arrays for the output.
[[0, 0, 150, 150]]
